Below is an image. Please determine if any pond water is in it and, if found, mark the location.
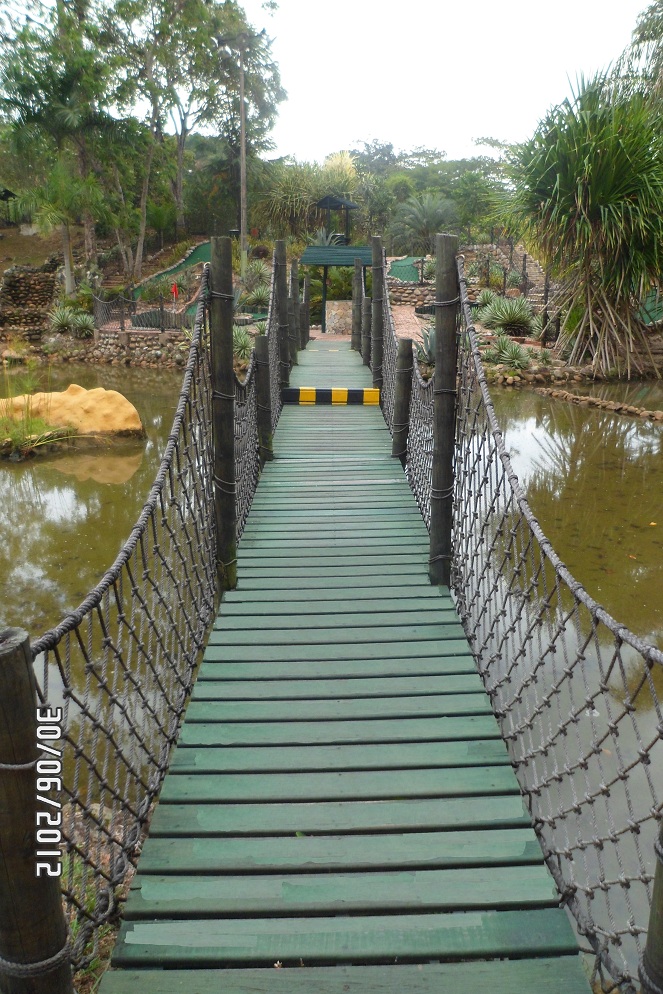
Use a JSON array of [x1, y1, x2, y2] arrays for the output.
[[0, 363, 185, 638], [490, 386, 663, 652]]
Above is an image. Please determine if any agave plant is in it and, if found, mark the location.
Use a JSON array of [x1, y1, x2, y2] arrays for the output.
[[233, 326, 253, 361], [502, 73, 663, 376], [423, 260, 435, 281], [243, 260, 271, 293], [484, 334, 530, 369], [476, 289, 497, 309], [245, 285, 271, 311], [480, 296, 534, 335], [48, 304, 76, 333], [415, 326, 436, 365], [71, 312, 96, 338], [254, 321, 267, 335], [506, 268, 522, 289]]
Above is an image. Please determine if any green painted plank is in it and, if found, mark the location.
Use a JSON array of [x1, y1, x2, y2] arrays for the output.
[[218, 596, 452, 615], [191, 674, 485, 700], [159, 766, 519, 802], [125, 864, 556, 918], [178, 714, 502, 745], [202, 638, 474, 663], [184, 695, 491, 722], [239, 538, 428, 551], [236, 564, 428, 578], [135, 829, 543, 876], [148, 795, 530, 836], [195, 656, 476, 680], [111, 908, 580, 966], [206, 624, 464, 647], [231, 576, 437, 593], [99, 956, 591, 994], [212, 611, 458, 631], [169, 739, 508, 772]]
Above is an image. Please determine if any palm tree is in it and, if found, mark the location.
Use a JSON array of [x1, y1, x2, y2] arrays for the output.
[[388, 194, 458, 255], [502, 75, 663, 377]]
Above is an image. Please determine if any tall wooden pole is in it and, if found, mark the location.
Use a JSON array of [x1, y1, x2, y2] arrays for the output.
[[0, 628, 74, 994], [290, 260, 301, 353], [275, 240, 290, 387], [640, 820, 663, 994], [238, 44, 248, 279], [371, 237, 384, 389], [254, 335, 273, 466], [361, 296, 372, 367], [429, 232, 459, 587], [287, 298, 298, 366], [321, 265, 328, 334], [300, 273, 310, 349], [391, 337, 413, 463], [351, 258, 362, 352], [210, 237, 237, 591]]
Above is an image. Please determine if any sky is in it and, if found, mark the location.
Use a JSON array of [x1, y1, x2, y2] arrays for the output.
[[240, 0, 650, 163]]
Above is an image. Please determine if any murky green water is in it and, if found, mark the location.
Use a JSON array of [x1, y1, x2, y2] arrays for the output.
[[491, 387, 663, 651], [0, 364, 184, 638]]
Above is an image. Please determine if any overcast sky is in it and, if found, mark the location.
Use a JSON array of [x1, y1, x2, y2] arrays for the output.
[[240, 0, 650, 162]]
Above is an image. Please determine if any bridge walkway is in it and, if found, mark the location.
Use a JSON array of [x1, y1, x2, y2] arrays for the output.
[[100, 339, 590, 993]]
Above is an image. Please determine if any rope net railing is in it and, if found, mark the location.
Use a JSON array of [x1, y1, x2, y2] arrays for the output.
[[13, 254, 288, 977], [375, 248, 662, 990], [452, 255, 663, 991]]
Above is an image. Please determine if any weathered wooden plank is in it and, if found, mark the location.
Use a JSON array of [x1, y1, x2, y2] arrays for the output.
[[169, 738, 508, 772], [233, 573, 433, 591], [111, 908, 580, 966], [159, 766, 520, 803], [99, 956, 591, 994], [202, 639, 473, 662], [178, 714, 502, 745], [184, 695, 491, 722], [125, 864, 555, 918], [218, 596, 452, 615], [212, 611, 456, 633], [206, 624, 465, 648], [195, 655, 476, 680], [148, 795, 530, 836], [192, 674, 485, 700]]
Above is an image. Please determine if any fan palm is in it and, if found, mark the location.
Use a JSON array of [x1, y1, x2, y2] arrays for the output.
[[502, 74, 663, 377], [389, 194, 458, 255]]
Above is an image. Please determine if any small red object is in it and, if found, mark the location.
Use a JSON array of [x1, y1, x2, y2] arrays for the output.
[[171, 282, 179, 299]]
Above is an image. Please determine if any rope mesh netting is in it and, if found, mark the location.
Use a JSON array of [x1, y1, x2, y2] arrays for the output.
[[15, 257, 287, 975], [376, 249, 662, 990]]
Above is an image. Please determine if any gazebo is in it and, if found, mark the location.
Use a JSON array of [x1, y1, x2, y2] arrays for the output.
[[315, 195, 359, 245], [299, 244, 372, 333]]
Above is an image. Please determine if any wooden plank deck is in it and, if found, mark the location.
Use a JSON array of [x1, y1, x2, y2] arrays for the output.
[[100, 340, 590, 993]]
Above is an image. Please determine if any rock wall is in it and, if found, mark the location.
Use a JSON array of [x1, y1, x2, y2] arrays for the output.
[[1, 327, 188, 369], [0, 260, 59, 339], [325, 300, 352, 333]]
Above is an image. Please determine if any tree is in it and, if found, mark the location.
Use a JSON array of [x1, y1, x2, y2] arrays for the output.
[[388, 193, 458, 255], [452, 171, 497, 241], [503, 75, 663, 377]]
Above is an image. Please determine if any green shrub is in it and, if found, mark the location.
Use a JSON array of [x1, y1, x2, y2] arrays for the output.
[[243, 260, 271, 292], [246, 285, 270, 310], [233, 325, 253, 360], [480, 296, 534, 335], [484, 334, 530, 369], [48, 304, 76, 333], [476, 289, 497, 309], [506, 268, 522, 289], [423, 260, 435, 280], [71, 312, 96, 338], [254, 321, 267, 335]]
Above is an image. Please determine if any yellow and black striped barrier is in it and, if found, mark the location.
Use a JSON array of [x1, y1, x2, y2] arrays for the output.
[[282, 387, 380, 405]]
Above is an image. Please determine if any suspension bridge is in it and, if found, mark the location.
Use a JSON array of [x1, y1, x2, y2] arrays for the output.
[[0, 236, 661, 994]]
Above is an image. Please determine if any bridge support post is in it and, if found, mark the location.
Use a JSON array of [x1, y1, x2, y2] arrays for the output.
[[371, 237, 384, 389], [392, 337, 413, 465], [351, 258, 362, 352], [255, 335, 273, 466], [287, 297, 298, 366], [210, 236, 237, 591], [0, 628, 74, 994], [362, 296, 372, 367], [640, 820, 663, 994], [429, 232, 460, 587], [275, 240, 290, 386], [300, 273, 310, 349], [290, 260, 301, 353]]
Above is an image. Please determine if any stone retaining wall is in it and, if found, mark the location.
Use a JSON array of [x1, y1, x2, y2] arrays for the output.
[[1, 327, 188, 368]]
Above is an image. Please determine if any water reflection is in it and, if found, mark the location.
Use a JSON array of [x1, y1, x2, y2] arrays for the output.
[[0, 364, 184, 636], [491, 390, 663, 652]]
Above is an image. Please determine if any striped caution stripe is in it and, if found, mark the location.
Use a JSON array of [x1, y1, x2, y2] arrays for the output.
[[282, 387, 380, 405]]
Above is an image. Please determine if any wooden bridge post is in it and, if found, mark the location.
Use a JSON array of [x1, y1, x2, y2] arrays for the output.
[[275, 240, 290, 387], [362, 296, 372, 367], [0, 628, 74, 994], [290, 260, 301, 354], [254, 335, 273, 466], [351, 258, 362, 352], [391, 337, 413, 464], [429, 232, 460, 587], [300, 273, 310, 349], [210, 236, 237, 591], [371, 237, 384, 389], [287, 298, 298, 366], [640, 819, 663, 994]]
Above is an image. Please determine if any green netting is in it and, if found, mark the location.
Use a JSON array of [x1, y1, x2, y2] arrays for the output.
[[388, 256, 422, 282], [639, 288, 663, 325]]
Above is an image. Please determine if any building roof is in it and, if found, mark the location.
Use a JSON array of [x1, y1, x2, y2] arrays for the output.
[[300, 245, 373, 267], [315, 195, 360, 211]]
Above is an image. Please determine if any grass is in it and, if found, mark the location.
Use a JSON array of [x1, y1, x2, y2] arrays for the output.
[[0, 223, 84, 268]]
